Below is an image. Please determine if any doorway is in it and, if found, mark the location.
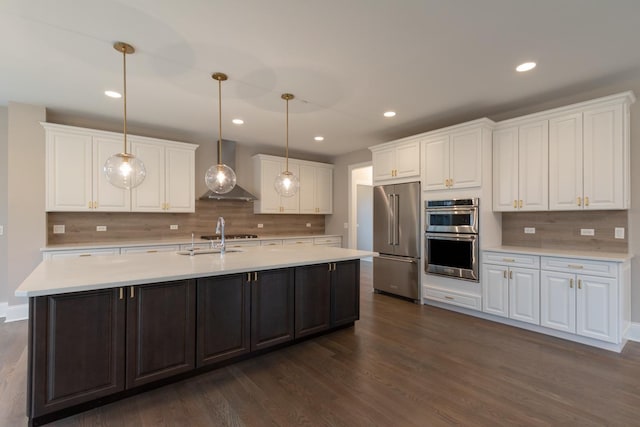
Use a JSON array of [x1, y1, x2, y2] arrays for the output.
[[348, 163, 372, 253]]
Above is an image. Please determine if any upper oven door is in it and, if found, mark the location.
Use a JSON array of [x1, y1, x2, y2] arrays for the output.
[[425, 206, 478, 234]]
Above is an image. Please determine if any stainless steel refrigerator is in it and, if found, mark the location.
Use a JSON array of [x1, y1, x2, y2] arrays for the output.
[[373, 181, 420, 301]]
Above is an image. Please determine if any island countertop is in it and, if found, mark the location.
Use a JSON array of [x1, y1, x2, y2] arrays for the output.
[[16, 245, 376, 297]]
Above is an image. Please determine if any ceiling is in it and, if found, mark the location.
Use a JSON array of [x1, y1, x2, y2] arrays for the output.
[[2, 0, 640, 158]]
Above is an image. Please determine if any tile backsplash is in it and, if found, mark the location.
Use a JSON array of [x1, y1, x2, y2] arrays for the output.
[[47, 200, 325, 245], [501, 210, 628, 253]]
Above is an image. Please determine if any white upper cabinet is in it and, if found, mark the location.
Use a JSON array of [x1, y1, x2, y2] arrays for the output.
[[492, 120, 548, 211], [131, 139, 197, 213], [253, 154, 333, 214], [44, 123, 197, 213], [495, 91, 634, 212], [370, 139, 420, 184], [422, 123, 488, 191], [549, 104, 626, 210], [44, 124, 130, 212]]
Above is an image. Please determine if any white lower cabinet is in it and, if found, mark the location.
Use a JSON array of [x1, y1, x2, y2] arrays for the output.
[[43, 248, 121, 260], [482, 255, 540, 325], [120, 245, 180, 254], [483, 251, 628, 348]]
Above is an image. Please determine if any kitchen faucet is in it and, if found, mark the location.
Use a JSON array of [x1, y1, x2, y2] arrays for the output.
[[215, 216, 225, 254]]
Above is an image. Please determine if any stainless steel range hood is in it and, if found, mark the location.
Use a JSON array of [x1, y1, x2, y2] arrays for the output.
[[199, 140, 257, 201]]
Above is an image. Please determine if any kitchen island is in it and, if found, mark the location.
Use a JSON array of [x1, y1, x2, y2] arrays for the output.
[[17, 245, 374, 426]]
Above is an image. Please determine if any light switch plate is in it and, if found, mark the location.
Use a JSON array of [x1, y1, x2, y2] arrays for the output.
[[257, 224, 264, 228], [524, 227, 535, 234], [96, 225, 107, 232], [615, 227, 625, 239], [53, 224, 65, 234], [344, 222, 348, 229], [0, 225, 3, 236], [306, 223, 311, 228], [170, 224, 179, 230], [580, 228, 595, 236]]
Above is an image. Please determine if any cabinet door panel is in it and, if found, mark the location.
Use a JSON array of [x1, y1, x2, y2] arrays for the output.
[[372, 147, 395, 182], [422, 136, 449, 191], [395, 142, 420, 178], [331, 260, 360, 326], [577, 275, 617, 343], [482, 264, 509, 317], [450, 128, 481, 189], [197, 275, 250, 366], [549, 113, 583, 210], [126, 280, 195, 388], [492, 127, 519, 211], [130, 140, 165, 212], [46, 131, 93, 211], [583, 104, 624, 209], [295, 264, 331, 338], [251, 268, 294, 351], [518, 121, 548, 211], [93, 137, 131, 211], [298, 164, 316, 214], [31, 290, 125, 417], [165, 147, 195, 212], [540, 271, 575, 333], [315, 166, 333, 214], [510, 267, 540, 325]]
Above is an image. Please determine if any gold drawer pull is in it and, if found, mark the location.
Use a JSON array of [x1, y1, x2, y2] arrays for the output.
[[79, 254, 92, 257], [146, 250, 158, 253], [444, 296, 454, 300], [568, 264, 584, 269], [503, 258, 515, 262]]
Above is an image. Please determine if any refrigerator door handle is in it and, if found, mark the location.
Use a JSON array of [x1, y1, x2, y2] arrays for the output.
[[377, 255, 417, 264], [394, 193, 400, 245], [387, 193, 394, 245]]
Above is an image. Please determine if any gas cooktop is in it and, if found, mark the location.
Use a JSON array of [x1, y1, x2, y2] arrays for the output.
[[200, 234, 259, 240]]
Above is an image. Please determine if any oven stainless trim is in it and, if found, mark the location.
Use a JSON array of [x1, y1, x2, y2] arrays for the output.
[[424, 199, 479, 234], [425, 232, 479, 282]]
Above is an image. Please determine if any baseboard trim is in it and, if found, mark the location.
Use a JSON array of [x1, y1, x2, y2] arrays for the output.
[[5, 303, 28, 323], [0, 302, 7, 319], [625, 322, 640, 342]]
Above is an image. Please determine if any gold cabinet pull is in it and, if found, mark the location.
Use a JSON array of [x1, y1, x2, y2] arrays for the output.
[[254, 272, 258, 282], [503, 270, 507, 279], [247, 272, 251, 282], [130, 287, 135, 299], [166, 202, 170, 210], [333, 263, 337, 271], [584, 196, 589, 207], [119, 288, 124, 300], [509, 270, 513, 280], [93, 201, 98, 209], [577, 196, 582, 207], [328, 263, 332, 271], [578, 279, 582, 290], [570, 278, 574, 288], [513, 200, 517, 208], [88, 201, 92, 209], [519, 200, 523, 209]]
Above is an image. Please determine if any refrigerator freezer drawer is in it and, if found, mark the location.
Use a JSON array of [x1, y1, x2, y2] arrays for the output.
[[373, 255, 419, 300]]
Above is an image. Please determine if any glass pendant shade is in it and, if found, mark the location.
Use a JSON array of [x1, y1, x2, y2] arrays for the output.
[[104, 152, 146, 189], [104, 41, 146, 190], [274, 170, 299, 198], [205, 162, 237, 194], [207, 72, 237, 194], [275, 93, 299, 197]]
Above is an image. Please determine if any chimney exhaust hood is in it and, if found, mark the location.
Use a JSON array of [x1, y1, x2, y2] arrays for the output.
[[199, 140, 257, 201]]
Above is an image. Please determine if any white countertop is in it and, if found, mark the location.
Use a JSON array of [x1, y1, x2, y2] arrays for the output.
[[484, 245, 632, 262], [41, 234, 343, 251], [17, 245, 375, 297]]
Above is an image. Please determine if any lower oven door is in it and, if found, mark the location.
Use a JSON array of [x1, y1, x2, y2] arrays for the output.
[[425, 233, 478, 282]]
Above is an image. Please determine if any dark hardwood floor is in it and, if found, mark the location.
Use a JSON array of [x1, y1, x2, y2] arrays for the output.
[[3, 261, 640, 426]]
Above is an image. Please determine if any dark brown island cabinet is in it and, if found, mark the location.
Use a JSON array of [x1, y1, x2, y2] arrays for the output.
[[26, 260, 360, 426]]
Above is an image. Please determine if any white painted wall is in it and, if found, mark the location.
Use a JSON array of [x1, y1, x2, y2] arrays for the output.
[[0, 107, 8, 311], [6, 103, 46, 311]]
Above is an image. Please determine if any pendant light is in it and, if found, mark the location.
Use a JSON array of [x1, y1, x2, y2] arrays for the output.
[[205, 72, 237, 194], [104, 42, 146, 189], [274, 93, 299, 197]]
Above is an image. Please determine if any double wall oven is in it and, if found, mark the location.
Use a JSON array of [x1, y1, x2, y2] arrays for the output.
[[424, 198, 479, 282]]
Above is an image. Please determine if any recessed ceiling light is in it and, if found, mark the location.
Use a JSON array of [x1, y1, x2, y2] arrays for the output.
[[516, 62, 537, 72], [232, 118, 244, 125], [314, 136, 324, 142], [104, 90, 122, 98], [383, 111, 396, 118]]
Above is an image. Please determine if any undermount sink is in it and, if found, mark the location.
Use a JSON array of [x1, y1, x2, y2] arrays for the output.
[[176, 248, 244, 256]]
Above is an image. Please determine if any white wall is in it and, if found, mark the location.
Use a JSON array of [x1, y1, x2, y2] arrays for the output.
[[6, 103, 46, 309], [0, 107, 8, 309]]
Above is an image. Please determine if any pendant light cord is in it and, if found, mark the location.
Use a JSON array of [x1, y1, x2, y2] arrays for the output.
[[218, 77, 222, 166], [122, 45, 128, 155], [285, 97, 289, 172]]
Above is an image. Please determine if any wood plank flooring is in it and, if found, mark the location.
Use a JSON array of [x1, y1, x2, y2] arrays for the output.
[[3, 262, 640, 426]]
